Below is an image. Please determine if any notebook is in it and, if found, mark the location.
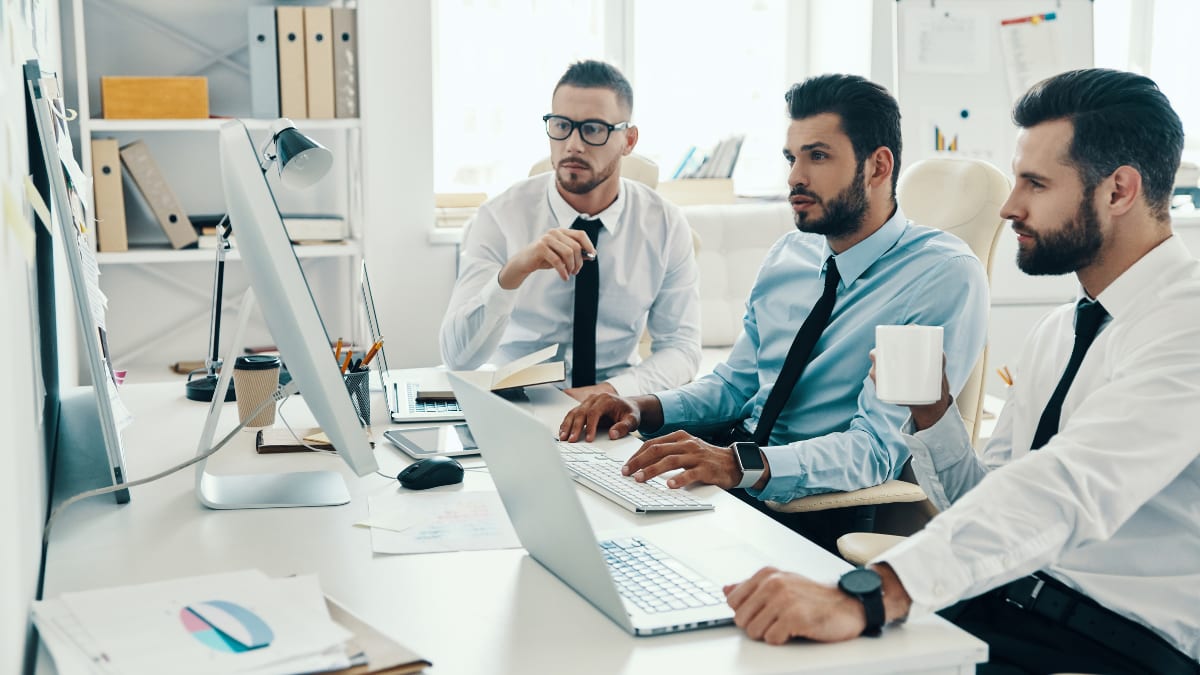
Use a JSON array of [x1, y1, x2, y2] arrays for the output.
[[360, 261, 466, 423], [448, 372, 736, 636]]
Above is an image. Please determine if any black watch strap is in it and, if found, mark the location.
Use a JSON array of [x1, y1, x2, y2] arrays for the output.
[[839, 568, 885, 637]]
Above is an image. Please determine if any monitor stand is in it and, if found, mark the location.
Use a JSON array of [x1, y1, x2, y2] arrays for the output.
[[193, 290, 350, 509]]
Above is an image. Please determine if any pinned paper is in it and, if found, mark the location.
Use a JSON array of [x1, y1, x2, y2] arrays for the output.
[[6, 178, 34, 262]]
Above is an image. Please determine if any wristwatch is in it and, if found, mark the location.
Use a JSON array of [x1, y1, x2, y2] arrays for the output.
[[839, 568, 885, 637], [731, 441, 765, 489]]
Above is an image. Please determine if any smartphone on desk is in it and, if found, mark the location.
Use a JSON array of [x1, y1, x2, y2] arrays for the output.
[[383, 424, 478, 459]]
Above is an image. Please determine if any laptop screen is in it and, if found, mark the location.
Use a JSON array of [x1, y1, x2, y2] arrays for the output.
[[359, 261, 394, 410]]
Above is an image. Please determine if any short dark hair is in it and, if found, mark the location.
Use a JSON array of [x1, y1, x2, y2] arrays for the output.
[[555, 60, 633, 116], [785, 74, 902, 195], [1013, 68, 1183, 220]]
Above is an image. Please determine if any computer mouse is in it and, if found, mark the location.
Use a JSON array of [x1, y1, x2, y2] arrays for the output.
[[397, 456, 464, 490]]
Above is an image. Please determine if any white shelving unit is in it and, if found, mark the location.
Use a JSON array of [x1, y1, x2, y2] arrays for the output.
[[60, 0, 364, 381]]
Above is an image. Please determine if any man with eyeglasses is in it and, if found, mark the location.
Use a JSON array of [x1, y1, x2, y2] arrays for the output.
[[440, 60, 700, 401]]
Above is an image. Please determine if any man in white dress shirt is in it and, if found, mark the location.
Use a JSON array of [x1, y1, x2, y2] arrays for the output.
[[722, 69, 1200, 674], [439, 61, 700, 401]]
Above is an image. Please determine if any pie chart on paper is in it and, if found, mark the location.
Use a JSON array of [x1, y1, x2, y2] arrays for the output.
[[180, 600, 275, 653]]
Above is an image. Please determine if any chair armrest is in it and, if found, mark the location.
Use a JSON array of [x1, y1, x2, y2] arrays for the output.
[[764, 480, 926, 514], [836, 533, 908, 565]]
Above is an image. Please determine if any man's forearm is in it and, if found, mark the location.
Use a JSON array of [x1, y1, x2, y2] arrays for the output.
[[869, 562, 913, 624]]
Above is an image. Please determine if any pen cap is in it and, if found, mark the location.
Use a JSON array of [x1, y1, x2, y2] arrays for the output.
[[233, 355, 282, 427]]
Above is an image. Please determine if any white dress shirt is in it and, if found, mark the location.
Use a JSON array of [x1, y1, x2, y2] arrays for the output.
[[877, 235, 1200, 659], [439, 173, 701, 395]]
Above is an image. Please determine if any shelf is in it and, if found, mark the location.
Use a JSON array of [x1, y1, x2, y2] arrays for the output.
[[88, 118, 361, 133], [95, 240, 362, 265]]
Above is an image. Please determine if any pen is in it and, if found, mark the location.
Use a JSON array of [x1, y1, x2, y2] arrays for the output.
[[352, 357, 363, 372], [341, 350, 354, 374], [360, 338, 385, 368], [334, 336, 343, 361], [583, 251, 597, 261]]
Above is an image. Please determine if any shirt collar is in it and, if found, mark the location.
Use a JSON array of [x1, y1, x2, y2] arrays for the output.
[[1092, 234, 1192, 321], [546, 175, 627, 234], [821, 205, 908, 286]]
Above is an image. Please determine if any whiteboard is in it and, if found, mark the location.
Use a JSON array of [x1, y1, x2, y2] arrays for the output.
[[896, 0, 1094, 171]]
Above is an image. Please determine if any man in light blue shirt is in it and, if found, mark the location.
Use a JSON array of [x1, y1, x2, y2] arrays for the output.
[[560, 74, 988, 507]]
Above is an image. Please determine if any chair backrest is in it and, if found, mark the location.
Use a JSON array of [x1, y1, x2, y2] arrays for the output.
[[684, 203, 795, 348], [528, 153, 660, 188], [897, 157, 1011, 446]]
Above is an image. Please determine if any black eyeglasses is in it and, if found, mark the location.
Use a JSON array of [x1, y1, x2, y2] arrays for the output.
[[543, 114, 630, 146]]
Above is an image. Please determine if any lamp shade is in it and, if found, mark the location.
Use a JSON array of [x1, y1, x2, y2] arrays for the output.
[[274, 126, 333, 190]]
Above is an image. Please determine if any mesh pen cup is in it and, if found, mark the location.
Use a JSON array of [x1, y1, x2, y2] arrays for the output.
[[343, 370, 371, 426], [233, 355, 281, 427]]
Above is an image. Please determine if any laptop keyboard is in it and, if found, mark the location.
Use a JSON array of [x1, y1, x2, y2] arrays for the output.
[[405, 382, 462, 414], [601, 537, 723, 614], [556, 442, 713, 512]]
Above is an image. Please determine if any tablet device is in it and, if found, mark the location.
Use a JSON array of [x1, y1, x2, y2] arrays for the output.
[[383, 424, 479, 459]]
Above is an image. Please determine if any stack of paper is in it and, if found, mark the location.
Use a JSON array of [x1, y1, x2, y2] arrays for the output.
[[33, 569, 424, 675]]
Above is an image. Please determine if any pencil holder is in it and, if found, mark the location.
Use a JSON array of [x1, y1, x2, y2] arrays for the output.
[[343, 370, 371, 426]]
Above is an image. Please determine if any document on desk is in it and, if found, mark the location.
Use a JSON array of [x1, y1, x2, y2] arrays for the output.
[[33, 570, 355, 675], [361, 491, 520, 554]]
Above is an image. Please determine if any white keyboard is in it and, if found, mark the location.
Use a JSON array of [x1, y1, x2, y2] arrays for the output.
[[556, 441, 714, 513]]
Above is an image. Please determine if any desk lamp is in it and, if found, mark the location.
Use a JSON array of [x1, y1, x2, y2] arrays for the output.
[[185, 119, 333, 402]]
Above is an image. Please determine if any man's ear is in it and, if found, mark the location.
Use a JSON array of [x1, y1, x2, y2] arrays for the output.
[[623, 125, 638, 156], [1105, 165, 1142, 217], [867, 146, 894, 189]]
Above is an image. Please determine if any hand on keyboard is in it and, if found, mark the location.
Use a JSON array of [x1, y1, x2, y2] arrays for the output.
[[622, 430, 755, 491]]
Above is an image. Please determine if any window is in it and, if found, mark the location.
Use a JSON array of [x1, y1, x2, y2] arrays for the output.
[[432, 0, 606, 194], [432, 0, 797, 196]]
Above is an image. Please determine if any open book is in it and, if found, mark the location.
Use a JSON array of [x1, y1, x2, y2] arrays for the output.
[[417, 345, 565, 401]]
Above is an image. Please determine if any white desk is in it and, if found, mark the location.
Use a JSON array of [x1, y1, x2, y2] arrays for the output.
[[39, 382, 986, 674]]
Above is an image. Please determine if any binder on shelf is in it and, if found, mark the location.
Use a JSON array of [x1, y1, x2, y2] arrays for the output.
[[118, 140, 197, 249], [331, 8, 359, 119], [304, 6, 335, 119], [247, 5, 280, 119], [276, 6, 308, 119], [90, 138, 128, 252]]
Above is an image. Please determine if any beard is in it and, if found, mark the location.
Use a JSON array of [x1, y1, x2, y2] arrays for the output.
[[1014, 189, 1104, 275], [792, 162, 869, 239], [556, 154, 620, 195]]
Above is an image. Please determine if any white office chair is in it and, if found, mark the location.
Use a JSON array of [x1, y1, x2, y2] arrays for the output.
[[528, 153, 660, 188], [765, 158, 1012, 551]]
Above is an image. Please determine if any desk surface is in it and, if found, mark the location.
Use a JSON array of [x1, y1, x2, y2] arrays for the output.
[[40, 382, 986, 674]]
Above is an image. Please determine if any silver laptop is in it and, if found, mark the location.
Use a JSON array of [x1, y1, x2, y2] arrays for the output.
[[448, 372, 735, 636], [360, 262, 465, 423]]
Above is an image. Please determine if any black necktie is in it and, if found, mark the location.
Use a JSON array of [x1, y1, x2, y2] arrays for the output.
[[753, 257, 841, 446], [1030, 299, 1108, 450], [571, 217, 602, 387]]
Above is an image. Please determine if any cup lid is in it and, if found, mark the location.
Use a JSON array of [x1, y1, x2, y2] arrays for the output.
[[234, 354, 281, 370]]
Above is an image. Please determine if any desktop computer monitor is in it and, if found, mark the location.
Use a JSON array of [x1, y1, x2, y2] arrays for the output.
[[217, 121, 377, 479]]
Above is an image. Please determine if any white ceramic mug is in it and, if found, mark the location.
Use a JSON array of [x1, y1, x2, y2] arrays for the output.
[[874, 325, 943, 405]]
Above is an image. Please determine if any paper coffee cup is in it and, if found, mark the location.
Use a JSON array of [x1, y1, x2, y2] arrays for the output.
[[233, 355, 281, 427], [875, 325, 943, 405]]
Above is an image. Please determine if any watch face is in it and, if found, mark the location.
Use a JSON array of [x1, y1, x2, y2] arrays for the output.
[[734, 442, 765, 471], [840, 568, 883, 595]]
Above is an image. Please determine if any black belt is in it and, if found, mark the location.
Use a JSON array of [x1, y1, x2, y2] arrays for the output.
[[999, 573, 1199, 675]]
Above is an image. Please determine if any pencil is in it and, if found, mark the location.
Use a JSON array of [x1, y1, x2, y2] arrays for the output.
[[359, 338, 384, 368], [996, 366, 1013, 387], [334, 336, 343, 361], [341, 350, 354, 374]]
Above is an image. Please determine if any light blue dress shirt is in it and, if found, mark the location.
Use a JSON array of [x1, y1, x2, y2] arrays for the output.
[[654, 207, 988, 502]]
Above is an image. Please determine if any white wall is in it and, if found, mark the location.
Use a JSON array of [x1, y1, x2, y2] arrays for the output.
[[359, 0, 456, 367], [1, 1, 61, 670]]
